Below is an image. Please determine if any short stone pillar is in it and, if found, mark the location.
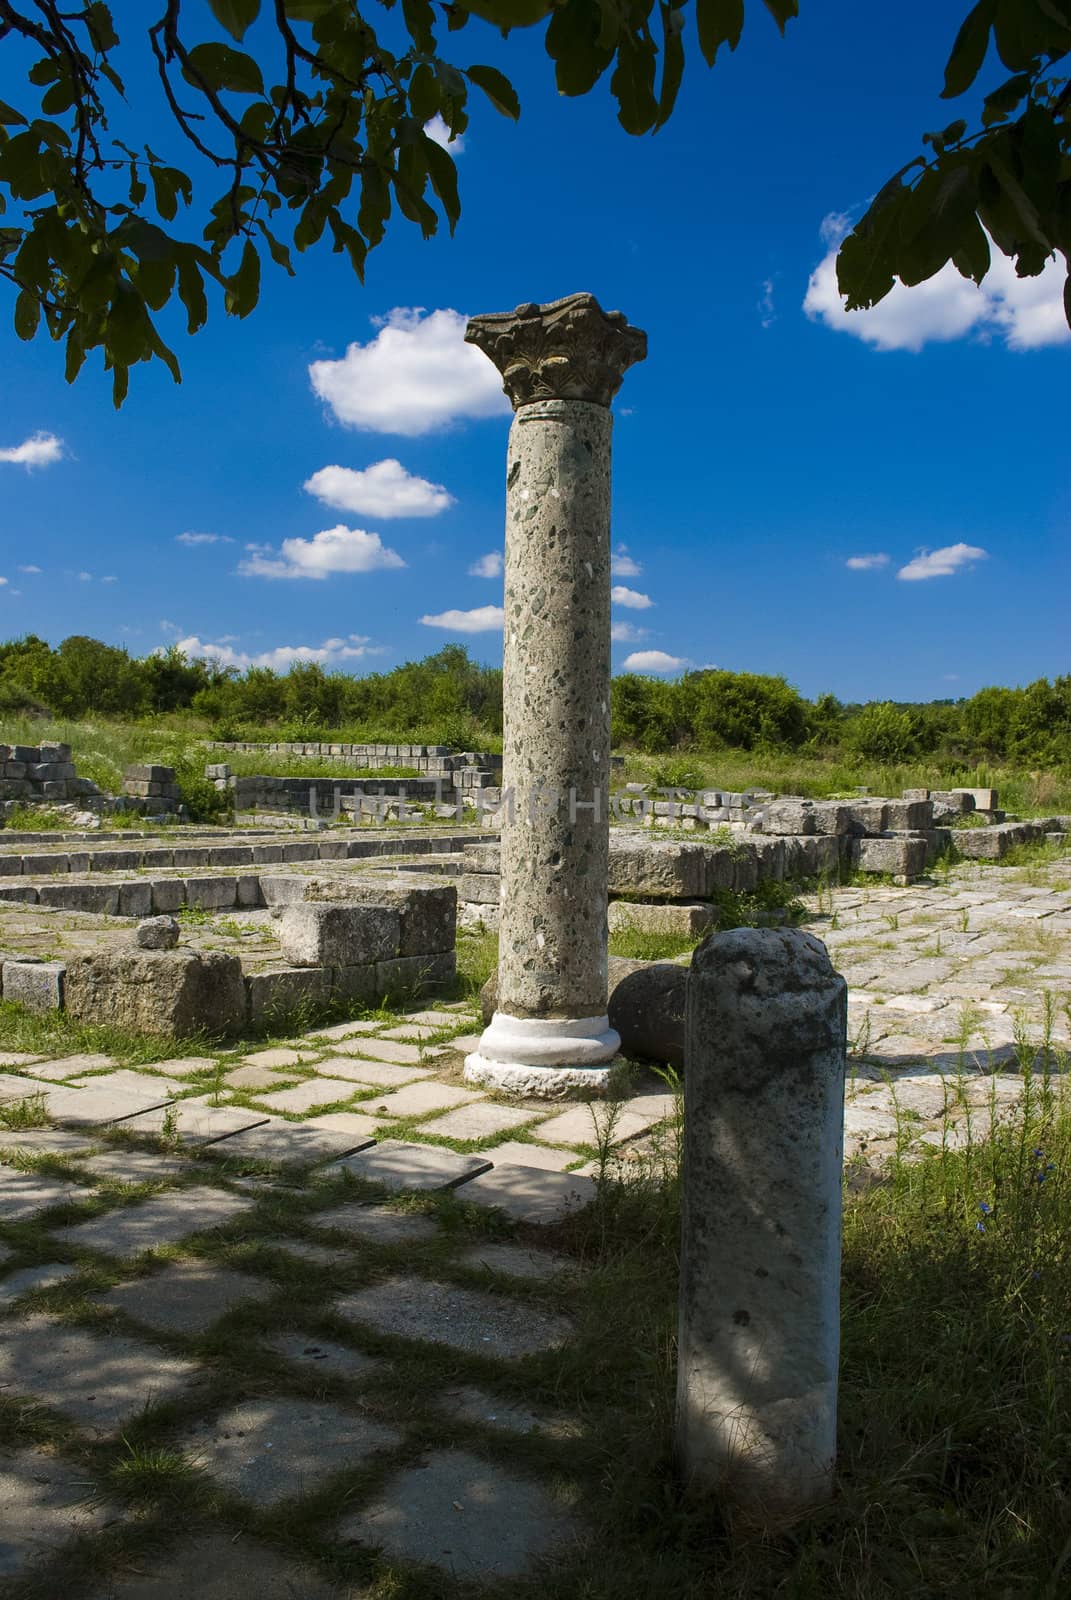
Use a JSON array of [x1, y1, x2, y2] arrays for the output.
[[462, 294, 646, 1097], [676, 927, 847, 1519]]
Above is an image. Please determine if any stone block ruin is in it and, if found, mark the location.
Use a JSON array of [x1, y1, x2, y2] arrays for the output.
[[0, 743, 186, 826]]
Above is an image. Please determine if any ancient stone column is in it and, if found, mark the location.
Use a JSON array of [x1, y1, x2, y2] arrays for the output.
[[677, 927, 847, 1519], [462, 294, 646, 1097]]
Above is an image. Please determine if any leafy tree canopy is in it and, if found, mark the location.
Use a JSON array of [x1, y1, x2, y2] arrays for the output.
[[1, 0, 1067, 405]]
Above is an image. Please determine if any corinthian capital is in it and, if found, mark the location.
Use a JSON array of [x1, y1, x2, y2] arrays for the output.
[[465, 292, 647, 410]]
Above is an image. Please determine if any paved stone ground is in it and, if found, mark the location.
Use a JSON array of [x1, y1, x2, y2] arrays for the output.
[[0, 854, 1068, 1592]]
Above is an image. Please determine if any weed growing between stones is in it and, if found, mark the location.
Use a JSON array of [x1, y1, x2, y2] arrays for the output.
[[0, 1000, 195, 1066], [0, 1092, 50, 1130]]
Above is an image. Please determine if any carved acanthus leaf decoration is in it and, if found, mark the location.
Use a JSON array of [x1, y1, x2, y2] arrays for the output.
[[465, 293, 647, 410]]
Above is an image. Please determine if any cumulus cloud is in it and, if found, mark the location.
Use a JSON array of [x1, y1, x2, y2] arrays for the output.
[[610, 544, 642, 577], [419, 605, 505, 633], [308, 308, 510, 435], [468, 550, 503, 579], [304, 459, 453, 519], [424, 113, 465, 153], [611, 621, 649, 643], [176, 531, 233, 546], [0, 431, 64, 467], [623, 650, 689, 673], [611, 585, 653, 610], [0, 576, 7, 586], [18, 564, 41, 574], [174, 633, 380, 672], [804, 216, 1071, 352], [897, 543, 988, 581], [101, 575, 118, 583], [238, 525, 405, 580], [846, 553, 890, 571]]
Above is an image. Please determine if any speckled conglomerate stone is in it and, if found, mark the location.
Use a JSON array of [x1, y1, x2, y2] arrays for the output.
[[498, 399, 613, 1022]]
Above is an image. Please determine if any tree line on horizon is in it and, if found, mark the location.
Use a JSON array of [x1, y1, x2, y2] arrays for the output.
[[0, 633, 1068, 769]]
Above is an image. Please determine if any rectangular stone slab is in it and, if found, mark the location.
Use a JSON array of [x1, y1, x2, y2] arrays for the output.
[[329, 1139, 492, 1191], [54, 1185, 253, 1256], [204, 1119, 375, 1168], [118, 1101, 272, 1146], [0, 1315, 199, 1430]]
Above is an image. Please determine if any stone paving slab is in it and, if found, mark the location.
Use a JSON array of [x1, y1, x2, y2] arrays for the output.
[[436, 1385, 579, 1438], [416, 1102, 537, 1140], [45, 1084, 175, 1128], [118, 1100, 271, 1146], [88, 1530, 346, 1600], [55, 1185, 253, 1257], [0, 1051, 42, 1068], [205, 1119, 375, 1169], [224, 1063, 288, 1091], [531, 1102, 667, 1149], [459, 1166, 597, 1225], [312, 1202, 442, 1245], [305, 1110, 389, 1142], [313, 1054, 435, 1087], [75, 1147, 190, 1182], [179, 1397, 400, 1506], [250, 1078, 361, 1115], [96, 1259, 271, 1335], [331, 1140, 492, 1192], [341, 1038, 433, 1065], [263, 1330, 380, 1382], [334, 1276, 572, 1359], [142, 1055, 221, 1076], [476, 1140, 580, 1172], [338, 1448, 579, 1579], [0, 1171, 93, 1221], [456, 1241, 578, 1281], [73, 1068, 191, 1098], [364, 1081, 484, 1118], [0, 1261, 77, 1302], [0, 1315, 200, 1430], [241, 1047, 320, 1069], [0, 1447, 118, 1578], [0, 1128, 93, 1157], [29, 1052, 117, 1077]]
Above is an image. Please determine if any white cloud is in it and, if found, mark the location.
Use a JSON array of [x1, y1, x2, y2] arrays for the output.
[[17, 564, 41, 574], [611, 585, 653, 610], [101, 575, 118, 583], [0, 431, 64, 467], [0, 576, 7, 586], [176, 531, 233, 546], [77, 571, 92, 582], [419, 605, 505, 633], [611, 621, 649, 643], [897, 543, 988, 581], [424, 113, 465, 154], [846, 553, 890, 571], [610, 544, 642, 577], [468, 550, 503, 579], [304, 459, 453, 519], [308, 308, 510, 435], [238, 524, 405, 580], [623, 650, 689, 673], [804, 216, 1071, 353], [175, 633, 380, 672], [758, 277, 776, 330]]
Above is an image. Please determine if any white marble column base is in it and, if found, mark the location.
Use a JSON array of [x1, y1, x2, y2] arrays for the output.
[[464, 1012, 621, 1099]]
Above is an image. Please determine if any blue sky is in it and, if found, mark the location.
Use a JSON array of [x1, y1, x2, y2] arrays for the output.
[[1, 1, 1068, 703]]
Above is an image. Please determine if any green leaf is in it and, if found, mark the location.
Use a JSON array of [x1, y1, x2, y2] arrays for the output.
[[112, 363, 129, 409], [951, 214, 992, 282], [611, 34, 659, 136], [424, 136, 460, 230], [256, 218, 295, 273], [0, 101, 28, 127], [465, 63, 520, 118], [402, 0, 436, 53], [207, 0, 261, 42], [176, 254, 208, 334], [85, 4, 120, 53], [224, 237, 260, 316], [545, 0, 613, 99], [696, 0, 744, 67], [897, 161, 979, 285], [105, 280, 152, 367], [942, 0, 996, 98], [655, 3, 686, 129], [836, 183, 904, 309], [64, 326, 87, 384], [408, 63, 439, 124], [14, 288, 40, 341], [184, 43, 265, 96], [1064, 268, 1071, 332], [982, 72, 1033, 124], [456, 0, 552, 25], [761, 0, 799, 34], [28, 59, 60, 88], [150, 165, 192, 221]]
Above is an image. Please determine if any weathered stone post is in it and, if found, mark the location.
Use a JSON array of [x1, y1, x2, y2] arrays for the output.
[[463, 295, 646, 1097], [676, 927, 847, 1518]]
